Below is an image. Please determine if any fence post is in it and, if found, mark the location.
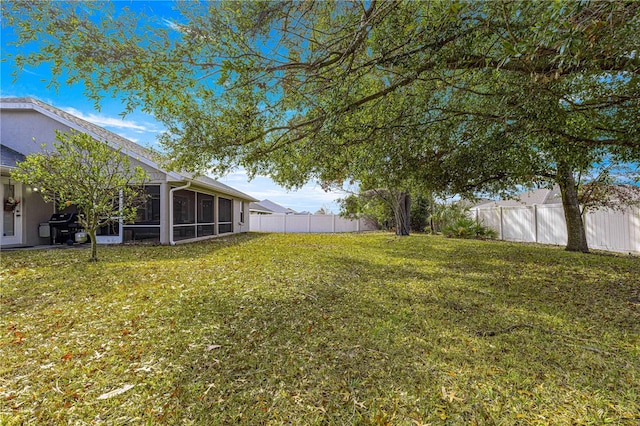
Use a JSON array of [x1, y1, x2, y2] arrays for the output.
[[635, 206, 640, 254], [332, 214, 336, 233], [308, 214, 311, 233], [499, 206, 504, 240], [283, 214, 286, 233], [534, 204, 538, 243]]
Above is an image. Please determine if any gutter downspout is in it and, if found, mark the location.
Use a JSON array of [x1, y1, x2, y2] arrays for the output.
[[169, 181, 191, 246]]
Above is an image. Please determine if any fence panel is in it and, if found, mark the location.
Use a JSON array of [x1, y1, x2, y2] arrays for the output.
[[502, 206, 536, 242], [250, 214, 375, 233], [476, 208, 501, 232], [251, 214, 285, 232], [473, 204, 639, 254], [285, 215, 310, 233], [310, 215, 334, 232], [335, 216, 356, 232], [536, 205, 567, 246], [585, 207, 639, 253]]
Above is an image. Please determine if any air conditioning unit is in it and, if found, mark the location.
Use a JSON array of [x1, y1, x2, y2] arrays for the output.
[[39, 223, 50, 238]]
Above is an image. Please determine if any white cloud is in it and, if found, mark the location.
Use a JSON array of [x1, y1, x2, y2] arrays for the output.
[[218, 169, 249, 182], [61, 107, 160, 133], [162, 18, 183, 32], [217, 171, 348, 213], [22, 68, 46, 77]]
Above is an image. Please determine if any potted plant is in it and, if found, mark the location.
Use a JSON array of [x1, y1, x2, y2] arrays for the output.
[[4, 197, 20, 212]]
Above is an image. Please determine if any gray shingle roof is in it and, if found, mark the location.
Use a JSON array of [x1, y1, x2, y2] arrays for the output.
[[1, 97, 257, 201], [249, 201, 275, 213], [473, 186, 562, 208], [255, 199, 296, 214]]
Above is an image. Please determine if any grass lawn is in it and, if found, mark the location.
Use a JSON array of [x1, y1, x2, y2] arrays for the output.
[[1, 232, 639, 425]]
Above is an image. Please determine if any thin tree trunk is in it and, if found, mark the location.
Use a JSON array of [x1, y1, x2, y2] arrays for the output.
[[557, 161, 589, 253], [88, 229, 98, 262], [395, 192, 411, 236], [429, 192, 436, 234]]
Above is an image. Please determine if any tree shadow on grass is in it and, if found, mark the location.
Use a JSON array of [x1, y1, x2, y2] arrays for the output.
[[5, 233, 638, 424], [161, 238, 640, 423], [375, 235, 639, 334], [161, 264, 447, 424]]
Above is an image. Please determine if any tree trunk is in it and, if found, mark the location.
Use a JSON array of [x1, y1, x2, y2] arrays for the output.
[[557, 161, 589, 253], [88, 229, 98, 262], [395, 192, 411, 236], [429, 193, 436, 234]]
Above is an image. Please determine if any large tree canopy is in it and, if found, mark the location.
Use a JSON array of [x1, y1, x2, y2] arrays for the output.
[[4, 0, 639, 249]]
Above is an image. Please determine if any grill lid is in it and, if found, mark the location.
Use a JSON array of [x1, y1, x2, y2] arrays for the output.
[[49, 213, 78, 224]]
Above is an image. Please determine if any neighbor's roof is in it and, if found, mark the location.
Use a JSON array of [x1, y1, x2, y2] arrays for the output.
[[0, 144, 25, 168], [256, 199, 296, 214], [0, 97, 257, 201], [249, 201, 275, 213], [473, 186, 562, 208]]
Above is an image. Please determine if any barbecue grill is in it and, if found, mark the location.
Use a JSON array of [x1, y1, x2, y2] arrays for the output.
[[48, 213, 80, 244]]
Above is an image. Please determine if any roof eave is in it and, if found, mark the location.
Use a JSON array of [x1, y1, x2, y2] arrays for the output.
[[166, 177, 258, 202]]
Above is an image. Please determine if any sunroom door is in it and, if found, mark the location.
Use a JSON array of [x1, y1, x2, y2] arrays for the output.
[[1, 178, 23, 246], [95, 191, 123, 244]]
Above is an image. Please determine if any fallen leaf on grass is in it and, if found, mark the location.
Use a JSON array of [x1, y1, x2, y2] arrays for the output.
[[13, 331, 25, 344], [441, 386, 464, 403], [206, 344, 222, 351], [97, 384, 134, 400]]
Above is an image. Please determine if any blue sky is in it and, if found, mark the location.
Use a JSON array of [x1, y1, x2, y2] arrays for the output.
[[0, 1, 346, 213]]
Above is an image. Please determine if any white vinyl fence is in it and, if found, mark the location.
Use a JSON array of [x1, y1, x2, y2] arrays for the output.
[[472, 205, 640, 254], [250, 214, 377, 233]]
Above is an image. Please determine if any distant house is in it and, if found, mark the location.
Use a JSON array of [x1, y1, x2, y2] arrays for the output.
[[0, 97, 257, 248], [473, 186, 562, 208], [249, 201, 275, 215], [249, 199, 296, 215]]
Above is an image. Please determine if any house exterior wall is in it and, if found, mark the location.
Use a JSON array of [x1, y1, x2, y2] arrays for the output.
[[234, 200, 250, 233], [21, 185, 53, 246], [1, 100, 255, 247], [1, 109, 63, 155], [1, 109, 166, 179], [1, 109, 61, 246]]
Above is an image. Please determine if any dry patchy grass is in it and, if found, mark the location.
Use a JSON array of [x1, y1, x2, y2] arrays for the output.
[[1, 233, 639, 425]]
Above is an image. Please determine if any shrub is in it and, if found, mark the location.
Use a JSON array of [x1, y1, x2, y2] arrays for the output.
[[427, 203, 469, 234], [443, 217, 498, 239]]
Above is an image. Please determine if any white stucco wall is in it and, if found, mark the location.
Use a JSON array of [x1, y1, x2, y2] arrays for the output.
[[1, 109, 64, 155]]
